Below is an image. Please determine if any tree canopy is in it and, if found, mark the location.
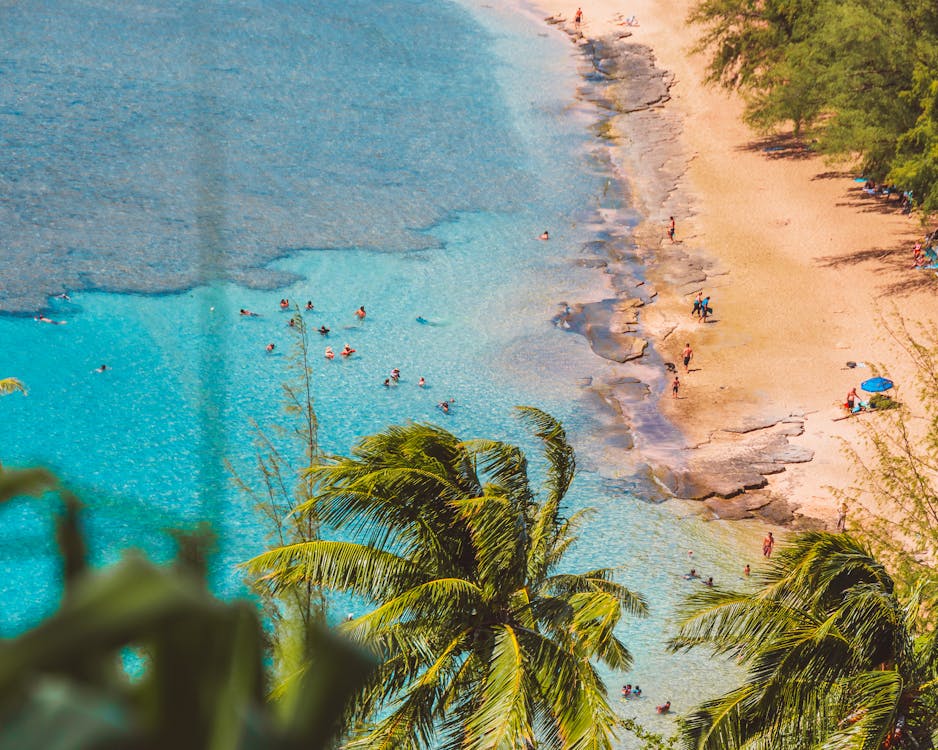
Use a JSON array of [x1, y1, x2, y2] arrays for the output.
[[245, 407, 647, 750], [669, 532, 938, 750], [689, 0, 938, 211]]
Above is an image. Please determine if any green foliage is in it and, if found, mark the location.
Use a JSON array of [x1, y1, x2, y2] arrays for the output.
[[228, 309, 326, 681], [0, 465, 376, 750], [689, 0, 938, 208], [836, 319, 938, 594], [245, 407, 647, 750], [669, 532, 938, 750]]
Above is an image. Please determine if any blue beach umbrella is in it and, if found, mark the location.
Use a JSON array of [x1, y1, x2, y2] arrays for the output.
[[861, 377, 894, 393]]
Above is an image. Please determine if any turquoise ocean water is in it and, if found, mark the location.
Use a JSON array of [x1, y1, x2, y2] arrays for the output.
[[0, 0, 752, 739]]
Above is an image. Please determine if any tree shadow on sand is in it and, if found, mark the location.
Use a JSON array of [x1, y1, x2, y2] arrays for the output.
[[816, 240, 938, 297], [835, 188, 909, 216], [740, 133, 815, 160]]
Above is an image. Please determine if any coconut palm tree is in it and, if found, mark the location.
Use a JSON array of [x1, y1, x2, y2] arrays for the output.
[[669, 532, 938, 750], [245, 407, 647, 750], [0, 377, 26, 397]]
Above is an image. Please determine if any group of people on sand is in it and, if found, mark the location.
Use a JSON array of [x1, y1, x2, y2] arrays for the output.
[[911, 230, 938, 268], [690, 292, 712, 323]]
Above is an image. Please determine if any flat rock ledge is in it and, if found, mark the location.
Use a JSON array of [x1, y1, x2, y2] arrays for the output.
[[650, 416, 816, 522]]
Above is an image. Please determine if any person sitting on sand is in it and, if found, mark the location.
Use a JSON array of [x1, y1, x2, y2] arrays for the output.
[[355, 306, 366, 319], [656, 701, 671, 714], [318, 325, 330, 336], [240, 308, 259, 317], [539, 230, 550, 240], [341, 343, 355, 357], [325, 346, 335, 360]]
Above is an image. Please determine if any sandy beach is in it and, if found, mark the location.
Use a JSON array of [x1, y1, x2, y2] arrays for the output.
[[529, 0, 938, 527]]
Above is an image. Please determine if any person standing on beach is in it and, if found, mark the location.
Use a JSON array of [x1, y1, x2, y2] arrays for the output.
[[836, 501, 848, 532], [668, 216, 675, 243], [692, 292, 703, 318], [671, 376, 680, 398], [762, 531, 774, 558], [574, 7, 582, 28], [682, 343, 693, 373], [699, 295, 710, 323]]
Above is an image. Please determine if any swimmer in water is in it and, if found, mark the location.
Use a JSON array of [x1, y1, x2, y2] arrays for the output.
[[744, 564, 751, 577], [35, 315, 65, 325], [383, 378, 391, 387], [705, 576, 714, 587], [94, 364, 107, 373], [341, 344, 355, 357], [683, 568, 699, 580], [391, 368, 400, 382], [539, 230, 550, 240], [305, 300, 314, 311], [438, 401, 450, 414], [418, 376, 426, 387], [240, 308, 259, 317], [416, 316, 429, 325], [279, 299, 289, 309], [656, 701, 671, 714], [54, 293, 71, 301], [325, 346, 335, 360], [318, 325, 330, 336], [621, 684, 631, 698], [355, 306, 366, 319], [633, 686, 642, 697], [288, 317, 296, 327], [266, 343, 276, 352]]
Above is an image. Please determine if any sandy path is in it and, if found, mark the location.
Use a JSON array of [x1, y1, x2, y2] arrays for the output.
[[527, 0, 938, 525]]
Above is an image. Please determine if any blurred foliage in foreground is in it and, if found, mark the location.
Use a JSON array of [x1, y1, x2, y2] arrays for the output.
[[0, 466, 374, 750]]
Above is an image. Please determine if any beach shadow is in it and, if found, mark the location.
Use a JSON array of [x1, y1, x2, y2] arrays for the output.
[[816, 239, 938, 296], [835, 189, 908, 215], [812, 170, 855, 181], [741, 133, 814, 161]]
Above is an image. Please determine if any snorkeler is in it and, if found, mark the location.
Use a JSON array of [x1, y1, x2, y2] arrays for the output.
[[318, 325, 330, 336]]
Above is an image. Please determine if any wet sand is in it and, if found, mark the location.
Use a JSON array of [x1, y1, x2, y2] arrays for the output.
[[534, 0, 938, 526]]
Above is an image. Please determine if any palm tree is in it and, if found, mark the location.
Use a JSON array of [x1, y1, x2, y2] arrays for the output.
[[669, 532, 938, 750], [0, 377, 26, 397], [245, 407, 647, 750]]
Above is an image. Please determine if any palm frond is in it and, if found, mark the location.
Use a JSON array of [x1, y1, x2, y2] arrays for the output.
[[242, 540, 423, 601], [463, 624, 534, 750]]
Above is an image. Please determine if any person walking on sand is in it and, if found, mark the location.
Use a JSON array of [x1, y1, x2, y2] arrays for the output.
[[691, 292, 703, 318], [671, 376, 680, 398], [682, 343, 693, 373], [699, 295, 710, 323], [762, 531, 774, 558], [668, 216, 675, 243], [837, 501, 848, 532], [574, 7, 582, 28]]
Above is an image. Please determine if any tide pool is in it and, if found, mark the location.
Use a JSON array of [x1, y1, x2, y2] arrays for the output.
[[0, 0, 750, 742]]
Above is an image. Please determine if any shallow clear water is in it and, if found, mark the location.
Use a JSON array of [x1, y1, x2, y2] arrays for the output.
[[0, 0, 753, 742]]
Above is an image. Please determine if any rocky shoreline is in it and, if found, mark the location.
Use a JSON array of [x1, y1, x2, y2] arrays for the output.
[[548, 16, 823, 527]]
